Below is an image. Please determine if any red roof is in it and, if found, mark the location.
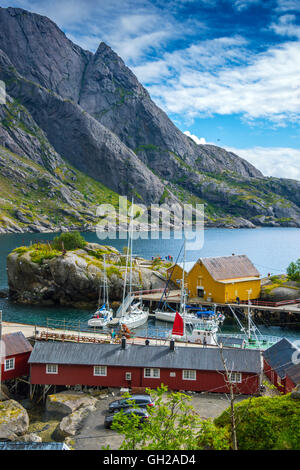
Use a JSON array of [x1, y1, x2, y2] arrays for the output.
[[2, 332, 32, 357]]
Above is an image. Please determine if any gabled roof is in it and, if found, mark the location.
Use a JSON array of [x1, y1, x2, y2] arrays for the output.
[[29, 340, 261, 374], [263, 337, 300, 382], [172, 261, 196, 274], [199, 255, 260, 281], [2, 332, 32, 357]]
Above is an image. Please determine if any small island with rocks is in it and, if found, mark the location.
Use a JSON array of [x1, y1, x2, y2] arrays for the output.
[[7, 232, 172, 309]]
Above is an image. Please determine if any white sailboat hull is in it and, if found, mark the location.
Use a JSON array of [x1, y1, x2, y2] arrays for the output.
[[120, 309, 149, 329], [88, 309, 113, 328], [155, 310, 210, 324]]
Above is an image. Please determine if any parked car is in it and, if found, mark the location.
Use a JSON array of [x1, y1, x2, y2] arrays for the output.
[[108, 394, 154, 413], [104, 407, 149, 429]]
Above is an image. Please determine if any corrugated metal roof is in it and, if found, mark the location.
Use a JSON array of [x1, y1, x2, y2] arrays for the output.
[[0, 442, 70, 450], [2, 332, 32, 357], [263, 337, 300, 381], [29, 341, 261, 374], [200, 255, 260, 281]]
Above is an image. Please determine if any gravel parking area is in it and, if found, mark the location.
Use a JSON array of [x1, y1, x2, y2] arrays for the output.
[[73, 391, 249, 450]]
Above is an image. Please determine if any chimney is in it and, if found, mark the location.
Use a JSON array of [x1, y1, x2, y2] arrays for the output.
[[121, 336, 126, 350], [170, 339, 175, 351]]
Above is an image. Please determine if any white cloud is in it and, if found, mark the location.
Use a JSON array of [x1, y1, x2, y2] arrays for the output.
[[145, 39, 300, 123], [233, 0, 261, 11], [225, 146, 300, 180], [270, 14, 300, 38], [184, 131, 206, 144], [276, 0, 300, 12]]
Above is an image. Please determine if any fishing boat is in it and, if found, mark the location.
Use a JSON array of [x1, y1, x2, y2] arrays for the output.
[[119, 202, 149, 330], [88, 254, 113, 328], [216, 303, 281, 350]]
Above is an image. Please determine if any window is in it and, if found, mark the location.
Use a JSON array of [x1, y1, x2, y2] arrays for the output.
[[182, 369, 196, 380], [125, 372, 132, 381], [229, 372, 242, 383], [170, 372, 176, 377], [94, 366, 107, 376], [4, 358, 15, 371], [144, 368, 160, 378], [46, 364, 58, 374]]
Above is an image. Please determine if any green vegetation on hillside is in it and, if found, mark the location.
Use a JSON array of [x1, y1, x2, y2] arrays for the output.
[[215, 394, 300, 450]]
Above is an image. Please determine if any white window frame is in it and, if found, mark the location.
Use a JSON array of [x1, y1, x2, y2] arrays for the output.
[[182, 369, 196, 381], [229, 372, 242, 383], [46, 364, 58, 374], [125, 372, 132, 381], [4, 357, 15, 371], [93, 365, 107, 376], [144, 368, 160, 378]]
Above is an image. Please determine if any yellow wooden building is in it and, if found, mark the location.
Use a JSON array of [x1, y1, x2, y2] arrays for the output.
[[167, 254, 261, 303]]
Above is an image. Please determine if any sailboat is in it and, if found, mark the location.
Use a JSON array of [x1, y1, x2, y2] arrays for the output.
[[156, 304, 225, 325], [119, 202, 149, 330], [88, 254, 113, 328], [170, 237, 223, 346]]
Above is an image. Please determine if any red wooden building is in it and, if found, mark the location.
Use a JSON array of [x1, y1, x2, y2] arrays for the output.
[[1, 332, 33, 382], [29, 338, 262, 395], [263, 337, 300, 394]]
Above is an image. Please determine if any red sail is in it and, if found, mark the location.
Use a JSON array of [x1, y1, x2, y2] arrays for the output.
[[172, 312, 184, 336]]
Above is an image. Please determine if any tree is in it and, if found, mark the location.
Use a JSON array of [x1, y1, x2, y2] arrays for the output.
[[287, 259, 300, 281], [52, 231, 86, 251], [108, 386, 230, 450]]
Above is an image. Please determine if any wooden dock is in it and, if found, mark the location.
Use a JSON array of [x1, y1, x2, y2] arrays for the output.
[[136, 290, 300, 314], [1, 320, 208, 349]]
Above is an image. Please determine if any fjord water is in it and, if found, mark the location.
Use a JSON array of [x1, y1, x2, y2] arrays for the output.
[[1, 228, 300, 341]]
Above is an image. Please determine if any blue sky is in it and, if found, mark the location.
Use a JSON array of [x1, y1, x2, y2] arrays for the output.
[[2, 0, 300, 179]]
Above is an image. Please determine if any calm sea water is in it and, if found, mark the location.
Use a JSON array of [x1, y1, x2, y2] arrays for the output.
[[1, 227, 300, 341]]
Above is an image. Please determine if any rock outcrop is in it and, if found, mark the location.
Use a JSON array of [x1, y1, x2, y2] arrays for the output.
[[0, 399, 29, 440], [7, 242, 168, 307], [46, 392, 98, 417]]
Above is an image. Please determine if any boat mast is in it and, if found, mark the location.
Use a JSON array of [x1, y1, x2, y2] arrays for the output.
[[247, 289, 252, 341], [121, 203, 132, 318], [180, 235, 186, 339], [128, 199, 134, 314]]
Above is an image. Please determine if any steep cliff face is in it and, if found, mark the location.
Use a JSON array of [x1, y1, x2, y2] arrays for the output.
[[0, 49, 167, 205], [0, 7, 91, 102], [79, 42, 262, 179], [1, 6, 300, 231]]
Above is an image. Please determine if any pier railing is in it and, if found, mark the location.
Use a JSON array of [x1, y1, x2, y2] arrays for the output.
[[239, 299, 300, 307]]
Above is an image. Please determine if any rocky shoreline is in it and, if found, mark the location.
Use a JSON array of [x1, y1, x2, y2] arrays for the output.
[[7, 240, 170, 308]]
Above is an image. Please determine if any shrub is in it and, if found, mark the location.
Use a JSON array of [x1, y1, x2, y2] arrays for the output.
[[287, 259, 300, 281], [30, 246, 61, 265], [214, 394, 300, 450], [52, 231, 86, 251]]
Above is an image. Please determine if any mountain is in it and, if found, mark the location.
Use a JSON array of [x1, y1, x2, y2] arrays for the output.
[[1, 6, 300, 232]]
